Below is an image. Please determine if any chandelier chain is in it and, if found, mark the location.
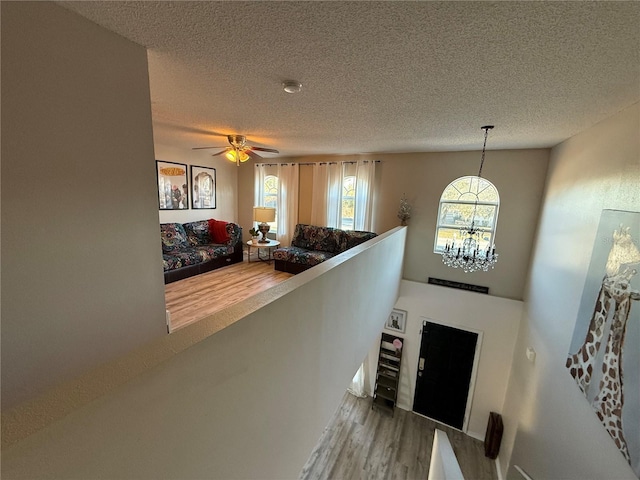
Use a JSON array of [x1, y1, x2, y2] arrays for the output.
[[477, 125, 493, 178], [470, 126, 493, 231]]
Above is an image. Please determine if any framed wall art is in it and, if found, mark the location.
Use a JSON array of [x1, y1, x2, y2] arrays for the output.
[[386, 308, 407, 333], [156, 160, 189, 210], [190, 165, 216, 209], [565, 209, 640, 474]]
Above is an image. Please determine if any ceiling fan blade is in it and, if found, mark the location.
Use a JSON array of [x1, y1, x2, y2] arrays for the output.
[[246, 150, 263, 160], [250, 146, 279, 154], [192, 146, 228, 150], [210, 149, 229, 157]]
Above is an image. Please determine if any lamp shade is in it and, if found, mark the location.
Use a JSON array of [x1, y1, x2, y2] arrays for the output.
[[253, 207, 276, 223]]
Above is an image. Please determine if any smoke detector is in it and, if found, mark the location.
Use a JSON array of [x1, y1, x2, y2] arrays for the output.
[[283, 80, 303, 94]]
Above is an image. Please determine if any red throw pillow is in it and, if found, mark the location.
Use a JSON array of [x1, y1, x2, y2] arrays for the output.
[[208, 219, 230, 243]]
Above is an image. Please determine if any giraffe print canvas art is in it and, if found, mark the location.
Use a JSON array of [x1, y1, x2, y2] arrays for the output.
[[566, 209, 640, 476]]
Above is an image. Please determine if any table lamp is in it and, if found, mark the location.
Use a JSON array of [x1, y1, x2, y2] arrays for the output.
[[253, 207, 276, 243]]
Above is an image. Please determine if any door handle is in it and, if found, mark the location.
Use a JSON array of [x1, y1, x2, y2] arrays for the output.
[[419, 358, 425, 371]]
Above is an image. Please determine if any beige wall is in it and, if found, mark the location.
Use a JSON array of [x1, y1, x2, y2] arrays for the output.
[[155, 144, 238, 224], [238, 158, 257, 236], [298, 165, 314, 224], [500, 103, 639, 479], [1, 2, 167, 409], [238, 150, 549, 299]]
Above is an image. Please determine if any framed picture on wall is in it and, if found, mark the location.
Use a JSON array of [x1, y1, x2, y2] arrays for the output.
[[385, 308, 407, 333], [565, 209, 640, 474], [190, 165, 216, 209], [156, 160, 189, 210]]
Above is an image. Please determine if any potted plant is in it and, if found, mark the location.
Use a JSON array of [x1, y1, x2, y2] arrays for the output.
[[249, 227, 260, 242]]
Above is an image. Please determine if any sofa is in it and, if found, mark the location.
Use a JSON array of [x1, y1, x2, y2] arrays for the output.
[[160, 219, 243, 284], [273, 223, 377, 274]]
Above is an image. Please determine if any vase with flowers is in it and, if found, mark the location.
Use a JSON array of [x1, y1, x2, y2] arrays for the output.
[[397, 194, 411, 226]]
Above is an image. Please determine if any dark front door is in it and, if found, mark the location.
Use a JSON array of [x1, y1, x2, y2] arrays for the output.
[[413, 320, 478, 430]]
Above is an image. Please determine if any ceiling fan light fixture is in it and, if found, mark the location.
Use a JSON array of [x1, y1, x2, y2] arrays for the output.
[[283, 80, 303, 94], [193, 134, 278, 166], [225, 149, 250, 163]]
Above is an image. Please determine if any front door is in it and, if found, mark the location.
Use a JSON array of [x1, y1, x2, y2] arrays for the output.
[[413, 320, 479, 430]]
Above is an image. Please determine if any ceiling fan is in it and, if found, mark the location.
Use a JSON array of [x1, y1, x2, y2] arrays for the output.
[[192, 135, 279, 166]]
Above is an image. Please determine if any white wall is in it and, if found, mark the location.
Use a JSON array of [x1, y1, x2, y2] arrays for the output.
[[1, 2, 167, 409], [500, 103, 640, 479], [366, 280, 522, 440], [154, 144, 238, 224], [1, 229, 406, 479]]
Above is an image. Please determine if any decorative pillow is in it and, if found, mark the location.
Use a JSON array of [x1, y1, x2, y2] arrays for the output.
[[183, 220, 212, 245], [208, 219, 230, 243], [160, 223, 189, 253]]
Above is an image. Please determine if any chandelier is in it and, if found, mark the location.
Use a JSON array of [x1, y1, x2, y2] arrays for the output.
[[442, 125, 498, 273]]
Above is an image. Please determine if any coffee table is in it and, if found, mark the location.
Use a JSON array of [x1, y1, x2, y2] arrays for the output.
[[247, 239, 281, 263]]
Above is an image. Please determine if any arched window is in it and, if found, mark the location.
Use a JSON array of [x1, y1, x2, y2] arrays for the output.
[[340, 175, 356, 230], [434, 176, 500, 253], [263, 175, 278, 232]]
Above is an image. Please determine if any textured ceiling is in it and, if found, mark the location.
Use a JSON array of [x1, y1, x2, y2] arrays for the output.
[[59, 1, 639, 157]]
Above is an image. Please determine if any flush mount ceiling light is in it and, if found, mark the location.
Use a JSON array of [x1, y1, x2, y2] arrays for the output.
[[441, 125, 499, 273], [283, 80, 303, 94]]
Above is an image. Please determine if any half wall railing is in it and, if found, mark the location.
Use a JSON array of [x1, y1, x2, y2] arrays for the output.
[[2, 227, 407, 479]]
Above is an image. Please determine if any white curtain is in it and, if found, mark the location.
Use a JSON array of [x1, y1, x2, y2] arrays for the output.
[[353, 160, 376, 231], [317, 160, 376, 230], [276, 163, 299, 246], [348, 362, 367, 398], [254, 164, 266, 209], [326, 162, 345, 228], [256, 160, 374, 243]]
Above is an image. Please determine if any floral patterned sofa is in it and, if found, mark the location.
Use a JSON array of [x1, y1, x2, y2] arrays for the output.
[[160, 219, 243, 284], [273, 224, 377, 274]]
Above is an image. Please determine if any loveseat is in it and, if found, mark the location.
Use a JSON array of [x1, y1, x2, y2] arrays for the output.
[[273, 223, 377, 274], [160, 219, 243, 284]]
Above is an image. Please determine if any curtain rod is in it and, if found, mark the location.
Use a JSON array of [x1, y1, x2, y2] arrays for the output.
[[256, 160, 381, 167]]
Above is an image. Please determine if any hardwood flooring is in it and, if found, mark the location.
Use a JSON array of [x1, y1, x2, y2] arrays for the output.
[[300, 393, 497, 480], [164, 251, 293, 331]]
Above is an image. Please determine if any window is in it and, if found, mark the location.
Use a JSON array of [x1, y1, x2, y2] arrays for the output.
[[434, 176, 499, 253], [322, 161, 375, 231], [263, 174, 278, 232], [340, 176, 355, 230]]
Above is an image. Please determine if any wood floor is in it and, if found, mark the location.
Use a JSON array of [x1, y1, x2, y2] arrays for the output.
[[300, 393, 497, 480], [164, 251, 293, 331]]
